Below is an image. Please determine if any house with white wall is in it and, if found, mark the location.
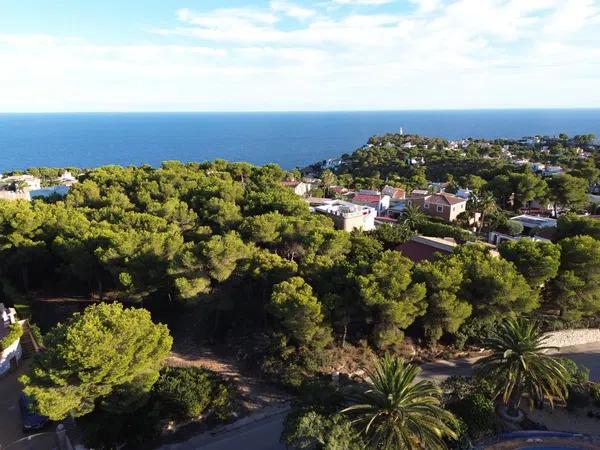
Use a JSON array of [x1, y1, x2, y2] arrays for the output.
[[0, 303, 22, 376]]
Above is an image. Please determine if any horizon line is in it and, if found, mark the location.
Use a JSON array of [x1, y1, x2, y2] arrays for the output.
[[1, 107, 600, 115]]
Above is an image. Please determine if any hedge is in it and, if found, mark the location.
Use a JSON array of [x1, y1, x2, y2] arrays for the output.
[[0, 322, 23, 351], [417, 220, 475, 243]]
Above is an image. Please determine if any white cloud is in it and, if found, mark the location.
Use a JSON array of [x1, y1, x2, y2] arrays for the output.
[[270, 1, 316, 20], [409, 0, 441, 14], [0, 0, 599, 111], [331, 0, 393, 5]]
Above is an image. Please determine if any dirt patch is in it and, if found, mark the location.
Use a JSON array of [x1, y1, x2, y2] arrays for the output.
[[165, 343, 290, 414]]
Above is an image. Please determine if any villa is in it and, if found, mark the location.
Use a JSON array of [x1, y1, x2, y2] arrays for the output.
[[406, 192, 467, 222], [314, 200, 376, 232]]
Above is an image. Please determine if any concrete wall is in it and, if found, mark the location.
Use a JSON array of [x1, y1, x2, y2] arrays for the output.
[[0, 338, 22, 376], [0, 191, 30, 201]]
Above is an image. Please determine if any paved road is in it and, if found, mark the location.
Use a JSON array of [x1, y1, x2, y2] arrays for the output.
[[163, 343, 600, 450], [559, 342, 600, 382], [163, 410, 287, 450], [418, 342, 600, 383], [0, 360, 56, 450]]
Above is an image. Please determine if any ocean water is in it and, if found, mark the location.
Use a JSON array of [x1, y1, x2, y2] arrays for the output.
[[0, 110, 599, 171]]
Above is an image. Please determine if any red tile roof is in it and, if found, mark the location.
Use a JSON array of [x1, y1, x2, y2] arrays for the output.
[[352, 193, 381, 204], [426, 193, 466, 206], [331, 186, 349, 194], [282, 180, 301, 187], [396, 241, 453, 263]]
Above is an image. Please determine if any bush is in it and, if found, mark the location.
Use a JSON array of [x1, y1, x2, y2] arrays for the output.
[[368, 224, 414, 249], [28, 322, 44, 347], [567, 386, 590, 411], [81, 401, 162, 450], [448, 394, 496, 439], [441, 376, 496, 405], [499, 220, 524, 236], [560, 358, 589, 387], [153, 367, 233, 420], [589, 383, 600, 407], [453, 318, 496, 350], [0, 322, 23, 351], [417, 220, 475, 243]]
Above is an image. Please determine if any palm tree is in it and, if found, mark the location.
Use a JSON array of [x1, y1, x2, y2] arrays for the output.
[[400, 204, 425, 231], [470, 192, 497, 234], [474, 319, 569, 415], [341, 354, 457, 450]]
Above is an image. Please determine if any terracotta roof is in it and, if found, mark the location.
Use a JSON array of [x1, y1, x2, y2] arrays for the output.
[[352, 193, 381, 204], [396, 241, 453, 263], [534, 227, 556, 240], [282, 180, 301, 187], [383, 186, 406, 199], [426, 193, 466, 206], [331, 186, 349, 194]]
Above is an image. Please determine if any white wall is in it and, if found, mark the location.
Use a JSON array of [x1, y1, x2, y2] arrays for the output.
[[0, 338, 22, 376]]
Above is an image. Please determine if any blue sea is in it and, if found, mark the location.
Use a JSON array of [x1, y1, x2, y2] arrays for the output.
[[0, 110, 599, 171]]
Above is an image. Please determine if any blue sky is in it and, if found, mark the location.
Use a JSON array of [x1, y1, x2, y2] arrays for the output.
[[0, 0, 599, 111]]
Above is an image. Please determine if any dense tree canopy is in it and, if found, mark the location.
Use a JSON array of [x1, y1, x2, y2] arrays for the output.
[[20, 303, 172, 420], [550, 236, 600, 320], [498, 239, 561, 287]]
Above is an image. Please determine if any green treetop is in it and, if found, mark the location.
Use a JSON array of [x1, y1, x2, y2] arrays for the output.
[[550, 235, 600, 320], [498, 239, 561, 288], [20, 303, 173, 420], [268, 276, 331, 349], [358, 250, 426, 349]]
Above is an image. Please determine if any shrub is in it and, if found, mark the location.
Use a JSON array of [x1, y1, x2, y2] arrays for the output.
[[28, 322, 44, 347], [560, 358, 589, 387], [0, 322, 23, 351], [499, 220, 524, 236], [589, 383, 600, 407], [153, 367, 232, 420], [448, 394, 496, 439], [416, 220, 475, 243], [81, 401, 162, 450], [441, 376, 495, 405], [453, 318, 496, 350], [567, 386, 590, 411]]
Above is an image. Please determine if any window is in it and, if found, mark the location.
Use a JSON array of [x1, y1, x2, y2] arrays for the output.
[[424, 203, 430, 209], [437, 205, 443, 212]]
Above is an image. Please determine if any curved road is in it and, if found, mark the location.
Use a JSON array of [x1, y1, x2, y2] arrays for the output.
[[163, 342, 600, 450]]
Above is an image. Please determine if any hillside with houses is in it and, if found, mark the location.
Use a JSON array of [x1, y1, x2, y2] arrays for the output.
[[1, 135, 600, 448]]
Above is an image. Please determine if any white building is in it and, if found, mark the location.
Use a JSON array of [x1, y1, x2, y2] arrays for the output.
[[59, 171, 78, 184], [531, 162, 546, 172], [351, 191, 391, 215], [282, 180, 311, 196], [0, 174, 41, 191], [315, 201, 376, 232], [510, 214, 557, 231], [542, 166, 564, 176], [0, 303, 22, 376]]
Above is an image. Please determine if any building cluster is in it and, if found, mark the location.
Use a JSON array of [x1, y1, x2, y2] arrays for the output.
[[283, 177, 468, 233], [0, 171, 78, 201], [281, 169, 600, 266]]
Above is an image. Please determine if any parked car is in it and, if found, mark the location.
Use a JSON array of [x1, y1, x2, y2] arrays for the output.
[[20, 393, 49, 432]]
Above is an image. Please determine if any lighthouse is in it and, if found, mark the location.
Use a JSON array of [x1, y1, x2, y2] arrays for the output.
[[399, 127, 404, 135]]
